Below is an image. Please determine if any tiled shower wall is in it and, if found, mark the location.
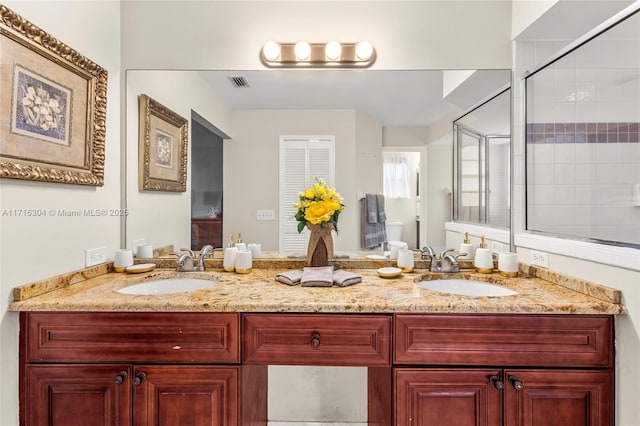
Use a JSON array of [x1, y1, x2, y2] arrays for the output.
[[525, 23, 640, 245]]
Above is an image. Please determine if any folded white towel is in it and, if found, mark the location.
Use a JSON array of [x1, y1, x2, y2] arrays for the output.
[[300, 266, 334, 287], [275, 270, 303, 286], [333, 269, 362, 287]]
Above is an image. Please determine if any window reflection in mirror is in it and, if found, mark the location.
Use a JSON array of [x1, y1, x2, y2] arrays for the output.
[[525, 9, 640, 248], [453, 88, 511, 229]]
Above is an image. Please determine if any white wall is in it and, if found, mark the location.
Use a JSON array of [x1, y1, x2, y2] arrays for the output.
[[125, 70, 232, 252], [0, 2, 121, 425]]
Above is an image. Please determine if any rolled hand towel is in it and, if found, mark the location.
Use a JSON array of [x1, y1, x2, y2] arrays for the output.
[[275, 270, 303, 286], [333, 269, 362, 287], [300, 266, 334, 287]]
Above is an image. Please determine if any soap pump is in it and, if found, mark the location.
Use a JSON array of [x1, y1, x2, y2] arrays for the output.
[[234, 232, 246, 251], [473, 235, 493, 273], [223, 234, 237, 272], [459, 232, 475, 260]]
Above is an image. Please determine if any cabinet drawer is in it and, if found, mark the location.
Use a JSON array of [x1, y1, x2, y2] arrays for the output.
[[394, 314, 613, 367], [22, 312, 240, 363], [243, 314, 391, 366]]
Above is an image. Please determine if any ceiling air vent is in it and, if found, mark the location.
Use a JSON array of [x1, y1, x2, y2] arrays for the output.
[[228, 76, 250, 88]]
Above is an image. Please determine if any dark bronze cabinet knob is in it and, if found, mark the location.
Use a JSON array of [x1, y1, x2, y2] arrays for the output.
[[113, 371, 128, 385], [132, 372, 147, 386], [509, 376, 524, 391], [490, 375, 504, 390], [310, 332, 321, 348]]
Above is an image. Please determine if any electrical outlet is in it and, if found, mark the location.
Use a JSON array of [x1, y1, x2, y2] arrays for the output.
[[256, 209, 275, 221], [491, 241, 505, 254], [530, 250, 549, 268], [132, 238, 145, 254], [85, 246, 107, 267]]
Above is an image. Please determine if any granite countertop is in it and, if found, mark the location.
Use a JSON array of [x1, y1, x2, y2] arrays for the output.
[[8, 260, 625, 314]]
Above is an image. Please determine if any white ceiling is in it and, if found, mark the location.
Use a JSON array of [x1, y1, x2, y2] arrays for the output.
[[199, 69, 509, 127]]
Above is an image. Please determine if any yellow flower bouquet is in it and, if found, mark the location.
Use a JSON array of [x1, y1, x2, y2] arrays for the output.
[[293, 178, 344, 234]]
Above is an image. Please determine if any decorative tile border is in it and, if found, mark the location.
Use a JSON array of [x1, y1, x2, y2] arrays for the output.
[[527, 122, 639, 144]]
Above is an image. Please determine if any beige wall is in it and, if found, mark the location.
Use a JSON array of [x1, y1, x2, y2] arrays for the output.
[[224, 109, 382, 252], [121, 1, 512, 70], [0, 2, 121, 424]]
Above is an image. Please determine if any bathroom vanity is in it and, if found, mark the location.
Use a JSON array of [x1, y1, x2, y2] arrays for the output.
[[11, 264, 622, 425]]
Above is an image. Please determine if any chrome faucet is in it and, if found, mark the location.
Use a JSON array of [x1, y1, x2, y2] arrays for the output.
[[441, 252, 466, 273], [418, 246, 461, 272], [176, 252, 195, 272], [196, 245, 214, 271]]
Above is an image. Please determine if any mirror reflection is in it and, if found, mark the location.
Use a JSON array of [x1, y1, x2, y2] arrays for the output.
[[125, 69, 510, 256], [453, 88, 511, 228]]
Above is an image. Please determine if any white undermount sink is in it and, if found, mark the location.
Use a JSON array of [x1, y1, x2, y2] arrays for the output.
[[116, 278, 216, 295], [415, 279, 518, 297]]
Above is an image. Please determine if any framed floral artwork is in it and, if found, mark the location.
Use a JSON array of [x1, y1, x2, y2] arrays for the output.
[[138, 94, 188, 192], [0, 5, 108, 186]]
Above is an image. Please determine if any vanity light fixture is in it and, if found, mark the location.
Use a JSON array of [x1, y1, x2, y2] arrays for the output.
[[325, 41, 342, 61], [261, 40, 376, 68], [294, 41, 311, 60], [262, 41, 281, 61]]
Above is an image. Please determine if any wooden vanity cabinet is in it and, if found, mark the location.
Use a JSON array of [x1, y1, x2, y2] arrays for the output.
[[19, 311, 615, 425], [20, 312, 240, 426], [393, 314, 614, 426]]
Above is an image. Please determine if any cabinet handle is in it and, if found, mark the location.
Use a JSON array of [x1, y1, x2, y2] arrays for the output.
[[509, 376, 524, 391], [132, 372, 147, 386], [310, 332, 321, 348], [490, 375, 504, 390], [113, 371, 128, 385]]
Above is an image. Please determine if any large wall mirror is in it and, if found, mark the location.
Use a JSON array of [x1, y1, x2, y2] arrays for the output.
[[125, 69, 511, 255]]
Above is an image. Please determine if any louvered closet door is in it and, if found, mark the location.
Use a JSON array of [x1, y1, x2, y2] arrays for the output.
[[279, 136, 335, 252]]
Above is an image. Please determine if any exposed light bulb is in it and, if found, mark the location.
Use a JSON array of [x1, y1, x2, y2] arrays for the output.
[[356, 41, 374, 61], [294, 41, 311, 60], [325, 41, 341, 61], [262, 41, 281, 61]]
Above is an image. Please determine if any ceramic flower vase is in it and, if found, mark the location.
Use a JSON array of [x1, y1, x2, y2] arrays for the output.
[[306, 223, 334, 267]]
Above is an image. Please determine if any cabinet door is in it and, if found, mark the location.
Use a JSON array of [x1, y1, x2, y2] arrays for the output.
[[395, 368, 502, 426], [133, 365, 238, 426], [504, 369, 613, 426], [24, 364, 131, 426]]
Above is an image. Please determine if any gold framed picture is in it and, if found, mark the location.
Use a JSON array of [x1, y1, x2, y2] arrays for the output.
[[138, 94, 188, 192], [0, 5, 108, 186]]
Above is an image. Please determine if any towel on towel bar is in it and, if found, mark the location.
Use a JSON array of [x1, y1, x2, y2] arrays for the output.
[[376, 194, 387, 222], [361, 194, 387, 249], [366, 193, 378, 224], [300, 266, 334, 287]]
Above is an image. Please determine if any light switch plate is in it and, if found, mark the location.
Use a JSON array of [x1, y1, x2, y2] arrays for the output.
[[530, 250, 549, 268], [85, 246, 106, 267], [256, 209, 275, 221]]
